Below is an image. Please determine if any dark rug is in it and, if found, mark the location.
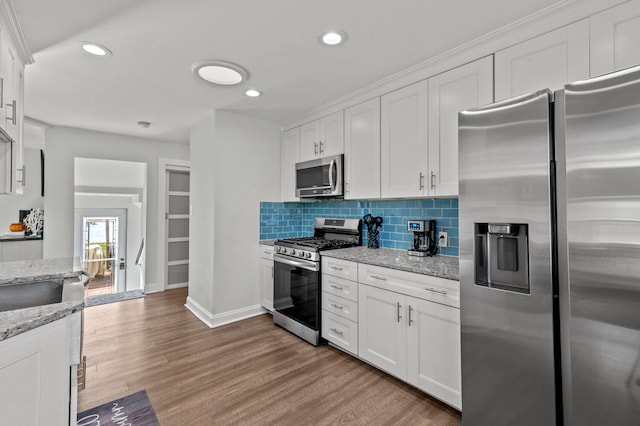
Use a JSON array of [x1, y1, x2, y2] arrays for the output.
[[85, 289, 145, 307], [77, 390, 159, 425]]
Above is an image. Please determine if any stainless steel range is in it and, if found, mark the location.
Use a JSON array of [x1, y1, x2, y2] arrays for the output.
[[273, 218, 361, 346]]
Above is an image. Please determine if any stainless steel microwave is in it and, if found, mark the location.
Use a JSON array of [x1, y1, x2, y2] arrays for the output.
[[295, 154, 343, 198]]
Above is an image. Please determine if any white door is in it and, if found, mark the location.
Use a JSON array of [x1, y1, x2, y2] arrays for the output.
[[590, 1, 640, 76], [407, 296, 462, 410], [166, 168, 190, 289], [381, 80, 428, 198], [494, 19, 590, 100], [358, 284, 407, 379], [77, 209, 127, 294], [428, 56, 493, 196], [344, 98, 381, 199]]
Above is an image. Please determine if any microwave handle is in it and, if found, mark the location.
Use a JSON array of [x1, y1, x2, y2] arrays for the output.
[[329, 159, 336, 191]]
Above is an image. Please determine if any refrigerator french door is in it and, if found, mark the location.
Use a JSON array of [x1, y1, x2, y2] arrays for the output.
[[459, 64, 640, 426]]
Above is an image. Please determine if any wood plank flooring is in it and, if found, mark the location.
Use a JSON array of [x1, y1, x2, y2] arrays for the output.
[[79, 288, 461, 425]]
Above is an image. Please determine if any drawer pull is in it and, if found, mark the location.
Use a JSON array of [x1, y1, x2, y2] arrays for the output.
[[263, 250, 271, 254], [331, 266, 344, 271], [330, 303, 344, 310], [425, 287, 447, 295], [330, 328, 344, 336], [330, 284, 344, 291], [371, 275, 388, 281]]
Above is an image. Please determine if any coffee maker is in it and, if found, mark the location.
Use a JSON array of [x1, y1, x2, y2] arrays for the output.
[[407, 219, 437, 257]]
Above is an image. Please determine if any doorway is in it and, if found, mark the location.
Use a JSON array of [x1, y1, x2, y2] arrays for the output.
[[79, 211, 127, 296]]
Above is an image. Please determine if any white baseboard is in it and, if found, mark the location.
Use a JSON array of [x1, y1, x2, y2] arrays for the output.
[[185, 296, 265, 328], [144, 282, 164, 294]]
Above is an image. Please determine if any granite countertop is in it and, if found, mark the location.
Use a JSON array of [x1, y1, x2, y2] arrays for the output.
[[0, 235, 43, 242], [0, 257, 86, 342], [322, 246, 459, 281], [0, 257, 84, 285]]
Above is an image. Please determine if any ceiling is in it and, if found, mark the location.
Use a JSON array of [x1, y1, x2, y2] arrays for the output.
[[14, 0, 563, 144]]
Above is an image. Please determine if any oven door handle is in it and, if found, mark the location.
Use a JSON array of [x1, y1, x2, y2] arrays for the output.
[[274, 254, 320, 272]]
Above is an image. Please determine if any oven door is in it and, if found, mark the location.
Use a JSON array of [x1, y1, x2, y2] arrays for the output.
[[273, 254, 320, 331]]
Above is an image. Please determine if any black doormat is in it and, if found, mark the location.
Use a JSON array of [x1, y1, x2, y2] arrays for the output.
[[85, 289, 145, 307], [77, 390, 159, 425]]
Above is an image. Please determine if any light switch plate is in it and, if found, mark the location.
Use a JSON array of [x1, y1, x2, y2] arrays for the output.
[[438, 231, 448, 247]]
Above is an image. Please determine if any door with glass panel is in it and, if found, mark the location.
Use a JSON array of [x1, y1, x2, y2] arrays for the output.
[[166, 169, 190, 288]]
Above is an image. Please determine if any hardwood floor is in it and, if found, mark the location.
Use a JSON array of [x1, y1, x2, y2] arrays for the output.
[[79, 288, 461, 425]]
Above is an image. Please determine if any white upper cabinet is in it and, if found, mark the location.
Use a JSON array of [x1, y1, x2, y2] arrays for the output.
[[299, 111, 344, 162], [427, 56, 493, 197], [590, 0, 640, 77], [344, 98, 380, 199], [495, 19, 590, 100], [381, 80, 429, 198], [281, 127, 300, 202]]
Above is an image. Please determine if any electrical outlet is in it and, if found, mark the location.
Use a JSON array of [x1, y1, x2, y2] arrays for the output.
[[438, 231, 448, 247]]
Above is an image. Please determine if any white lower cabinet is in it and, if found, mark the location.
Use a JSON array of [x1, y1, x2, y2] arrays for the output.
[[321, 258, 359, 355], [259, 244, 274, 311], [357, 263, 461, 410], [0, 313, 81, 425]]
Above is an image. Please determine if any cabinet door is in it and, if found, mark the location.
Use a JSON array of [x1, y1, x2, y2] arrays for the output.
[[381, 80, 428, 198], [495, 19, 590, 100], [300, 120, 320, 162], [281, 127, 300, 202], [259, 256, 274, 311], [428, 56, 493, 197], [407, 296, 461, 410], [318, 111, 344, 157], [344, 98, 381, 199], [591, 1, 640, 76], [358, 284, 406, 379]]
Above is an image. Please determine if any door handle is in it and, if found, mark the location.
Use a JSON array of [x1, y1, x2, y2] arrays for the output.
[[408, 305, 414, 326], [6, 100, 16, 126], [329, 159, 336, 191], [430, 171, 436, 189], [314, 142, 318, 155], [419, 172, 425, 190], [319, 141, 324, 155], [397, 302, 402, 323]]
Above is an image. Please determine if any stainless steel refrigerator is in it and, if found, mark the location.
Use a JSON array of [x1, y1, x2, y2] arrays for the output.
[[458, 65, 640, 425]]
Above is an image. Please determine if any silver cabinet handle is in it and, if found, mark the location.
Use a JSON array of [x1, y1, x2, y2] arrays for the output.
[[330, 328, 344, 336], [330, 284, 344, 291], [314, 142, 318, 155], [371, 275, 387, 281], [408, 305, 414, 326], [430, 171, 436, 189], [425, 287, 447, 295], [16, 165, 25, 185], [330, 303, 344, 310], [419, 172, 425, 190], [319, 140, 324, 154], [397, 302, 402, 323], [6, 99, 16, 125], [330, 266, 343, 271]]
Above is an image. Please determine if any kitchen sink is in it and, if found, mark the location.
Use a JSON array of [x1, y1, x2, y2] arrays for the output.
[[0, 274, 87, 312]]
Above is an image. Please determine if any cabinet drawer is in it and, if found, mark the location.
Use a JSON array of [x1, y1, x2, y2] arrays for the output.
[[322, 292, 358, 322], [259, 244, 273, 260], [322, 310, 358, 355], [322, 273, 358, 302], [322, 257, 358, 280], [358, 264, 460, 308]]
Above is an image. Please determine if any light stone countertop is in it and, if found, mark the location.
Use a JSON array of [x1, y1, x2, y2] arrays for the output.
[[259, 240, 276, 246], [0, 257, 86, 342], [321, 246, 459, 281]]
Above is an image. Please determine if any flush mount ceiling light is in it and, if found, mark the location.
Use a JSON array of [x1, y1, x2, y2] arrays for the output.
[[245, 89, 261, 97], [192, 61, 248, 86], [137, 121, 151, 128], [319, 30, 348, 46], [80, 42, 112, 56]]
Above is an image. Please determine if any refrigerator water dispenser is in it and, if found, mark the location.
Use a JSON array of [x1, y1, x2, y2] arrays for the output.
[[474, 223, 529, 294]]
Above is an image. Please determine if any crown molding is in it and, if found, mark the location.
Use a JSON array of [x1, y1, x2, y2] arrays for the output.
[[0, 0, 34, 65], [283, 0, 626, 130]]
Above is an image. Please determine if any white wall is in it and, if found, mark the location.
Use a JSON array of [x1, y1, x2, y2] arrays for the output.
[[0, 148, 44, 235], [187, 110, 280, 326], [43, 126, 189, 291]]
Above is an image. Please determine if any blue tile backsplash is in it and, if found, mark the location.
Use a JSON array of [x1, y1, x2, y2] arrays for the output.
[[260, 198, 459, 256]]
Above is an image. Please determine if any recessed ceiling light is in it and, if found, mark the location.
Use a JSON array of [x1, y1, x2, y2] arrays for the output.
[[81, 42, 112, 56], [192, 61, 248, 86], [319, 30, 347, 46], [245, 89, 261, 97], [137, 121, 151, 128]]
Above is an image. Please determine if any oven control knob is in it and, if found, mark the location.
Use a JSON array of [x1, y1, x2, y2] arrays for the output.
[[305, 252, 311, 259], [290, 249, 296, 256]]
